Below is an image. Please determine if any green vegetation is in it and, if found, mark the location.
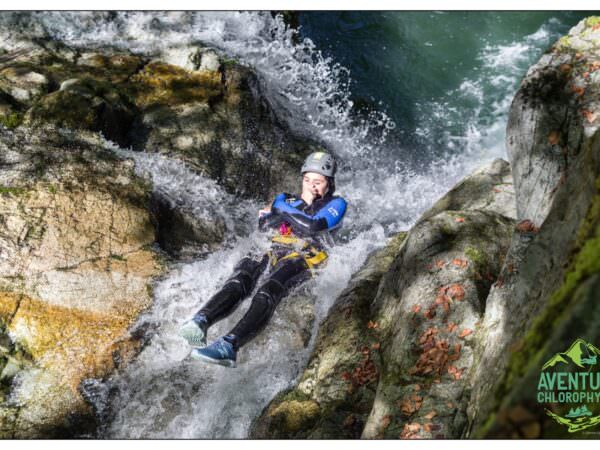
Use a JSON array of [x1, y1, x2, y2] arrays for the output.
[[584, 16, 600, 28], [466, 246, 487, 269], [0, 185, 25, 195], [220, 58, 238, 68], [556, 35, 572, 50], [0, 113, 23, 129]]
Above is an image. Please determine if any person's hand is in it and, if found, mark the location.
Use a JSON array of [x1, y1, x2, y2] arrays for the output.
[[258, 206, 271, 218], [302, 188, 319, 205]]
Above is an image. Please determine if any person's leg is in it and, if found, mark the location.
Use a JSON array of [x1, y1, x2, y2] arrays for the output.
[[195, 254, 268, 326], [223, 255, 312, 351], [180, 254, 267, 347]]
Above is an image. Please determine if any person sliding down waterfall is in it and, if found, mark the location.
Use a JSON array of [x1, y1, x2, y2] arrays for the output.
[[179, 152, 347, 368]]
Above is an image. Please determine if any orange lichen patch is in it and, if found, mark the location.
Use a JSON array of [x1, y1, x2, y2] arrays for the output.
[[581, 109, 598, 124], [424, 411, 437, 420], [458, 328, 473, 339], [399, 393, 423, 416], [341, 345, 379, 390], [451, 258, 468, 269], [570, 85, 585, 97], [400, 422, 422, 439], [130, 61, 223, 108], [0, 291, 21, 327], [381, 414, 393, 431], [8, 294, 142, 390], [515, 219, 539, 233], [367, 320, 379, 329], [548, 130, 561, 145]]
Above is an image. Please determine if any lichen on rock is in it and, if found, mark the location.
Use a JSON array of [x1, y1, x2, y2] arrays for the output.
[[466, 16, 600, 439], [0, 126, 163, 438]]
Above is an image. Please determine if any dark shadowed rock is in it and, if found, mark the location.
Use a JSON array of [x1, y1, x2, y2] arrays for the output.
[[466, 16, 600, 438]]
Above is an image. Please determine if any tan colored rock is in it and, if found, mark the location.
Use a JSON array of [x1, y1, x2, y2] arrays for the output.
[[0, 67, 48, 102], [0, 126, 162, 437]]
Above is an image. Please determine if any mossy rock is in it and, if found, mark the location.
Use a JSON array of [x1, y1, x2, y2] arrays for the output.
[[256, 397, 321, 437], [127, 61, 223, 109], [0, 113, 23, 129], [25, 78, 136, 147], [0, 66, 49, 103], [476, 177, 600, 438]]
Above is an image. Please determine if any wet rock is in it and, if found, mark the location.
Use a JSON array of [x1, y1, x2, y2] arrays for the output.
[[418, 158, 516, 223], [0, 67, 48, 102], [0, 126, 163, 438], [466, 16, 600, 438], [189, 48, 221, 72], [129, 59, 320, 199], [361, 209, 513, 439], [1, 38, 320, 200], [150, 191, 226, 259], [24, 77, 137, 147]]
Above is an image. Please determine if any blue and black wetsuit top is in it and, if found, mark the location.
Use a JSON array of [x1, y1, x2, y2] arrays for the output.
[[259, 191, 347, 249]]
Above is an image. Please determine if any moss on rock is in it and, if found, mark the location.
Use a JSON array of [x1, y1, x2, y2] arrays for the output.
[[127, 61, 223, 109], [486, 178, 600, 418], [0, 112, 23, 129]]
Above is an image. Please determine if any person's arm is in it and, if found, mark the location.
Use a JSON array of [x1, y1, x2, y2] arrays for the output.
[[258, 193, 288, 232], [272, 196, 347, 237]]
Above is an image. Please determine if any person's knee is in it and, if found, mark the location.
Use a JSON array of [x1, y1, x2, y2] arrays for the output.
[[249, 279, 286, 316], [259, 278, 286, 301], [226, 271, 254, 295], [231, 255, 268, 292]]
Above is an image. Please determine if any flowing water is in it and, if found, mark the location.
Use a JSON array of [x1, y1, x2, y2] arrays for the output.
[[0, 10, 595, 438]]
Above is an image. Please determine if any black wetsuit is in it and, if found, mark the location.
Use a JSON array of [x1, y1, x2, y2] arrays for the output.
[[192, 191, 347, 351]]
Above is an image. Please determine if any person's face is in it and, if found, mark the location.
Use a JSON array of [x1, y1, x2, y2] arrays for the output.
[[302, 172, 329, 198]]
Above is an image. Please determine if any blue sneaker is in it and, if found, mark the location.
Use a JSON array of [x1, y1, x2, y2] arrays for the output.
[[179, 315, 209, 347], [190, 336, 237, 368]]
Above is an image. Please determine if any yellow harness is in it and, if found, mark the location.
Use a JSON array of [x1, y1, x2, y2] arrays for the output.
[[269, 234, 328, 273]]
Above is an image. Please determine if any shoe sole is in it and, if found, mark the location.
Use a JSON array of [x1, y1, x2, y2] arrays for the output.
[[190, 351, 237, 368], [179, 324, 207, 347]]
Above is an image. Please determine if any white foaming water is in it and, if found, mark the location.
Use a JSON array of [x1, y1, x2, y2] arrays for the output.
[[113, 148, 258, 238], [432, 19, 558, 160], [1, 12, 569, 437]]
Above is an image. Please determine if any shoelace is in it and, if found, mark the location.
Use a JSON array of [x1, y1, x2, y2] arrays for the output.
[[213, 341, 231, 358]]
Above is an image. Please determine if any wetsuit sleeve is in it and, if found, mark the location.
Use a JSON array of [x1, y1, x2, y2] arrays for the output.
[[272, 196, 347, 237], [258, 212, 285, 231], [257, 193, 288, 231]]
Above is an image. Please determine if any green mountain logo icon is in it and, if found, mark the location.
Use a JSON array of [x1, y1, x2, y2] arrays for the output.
[[542, 338, 600, 370], [566, 405, 593, 418]]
